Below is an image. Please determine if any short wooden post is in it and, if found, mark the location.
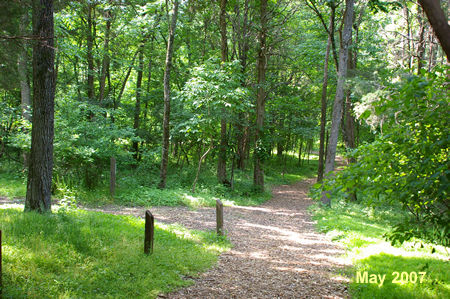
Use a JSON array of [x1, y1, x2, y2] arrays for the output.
[[216, 199, 223, 236], [144, 210, 154, 254], [110, 157, 116, 197]]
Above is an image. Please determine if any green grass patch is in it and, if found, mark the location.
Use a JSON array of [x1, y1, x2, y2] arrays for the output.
[[0, 170, 26, 199], [0, 207, 230, 298], [310, 201, 450, 299]]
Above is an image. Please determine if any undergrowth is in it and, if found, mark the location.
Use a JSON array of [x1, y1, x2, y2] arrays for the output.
[[0, 154, 318, 208], [310, 201, 450, 299]]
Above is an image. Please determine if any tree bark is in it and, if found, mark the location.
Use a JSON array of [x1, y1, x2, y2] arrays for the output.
[[133, 45, 144, 161], [25, 0, 55, 213], [18, 12, 32, 122], [192, 145, 213, 193], [403, 2, 412, 70], [417, 5, 426, 74], [253, 0, 268, 190], [234, 0, 250, 170], [158, 0, 179, 189], [317, 7, 335, 182], [321, 0, 354, 206], [418, 0, 450, 61], [18, 11, 32, 168], [86, 3, 95, 100], [217, 0, 228, 183], [99, 5, 111, 102]]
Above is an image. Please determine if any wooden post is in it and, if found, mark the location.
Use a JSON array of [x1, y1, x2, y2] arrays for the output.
[[144, 210, 154, 255], [110, 156, 116, 197], [216, 199, 223, 236]]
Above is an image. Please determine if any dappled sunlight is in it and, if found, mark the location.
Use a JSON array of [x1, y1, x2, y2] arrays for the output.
[[240, 222, 331, 246]]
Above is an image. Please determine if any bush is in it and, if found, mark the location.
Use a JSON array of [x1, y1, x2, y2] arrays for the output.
[[315, 68, 449, 246]]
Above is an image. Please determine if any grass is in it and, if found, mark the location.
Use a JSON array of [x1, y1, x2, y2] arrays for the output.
[[0, 206, 230, 298], [0, 154, 318, 208], [310, 201, 450, 299], [0, 171, 26, 199]]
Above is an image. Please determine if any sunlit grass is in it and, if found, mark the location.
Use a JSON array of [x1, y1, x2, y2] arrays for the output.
[[0, 207, 230, 298], [310, 201, 450, 299], [0, 171, 26, 199]]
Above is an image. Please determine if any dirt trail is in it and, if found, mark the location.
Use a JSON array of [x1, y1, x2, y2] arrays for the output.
[[84, 178, 350, 298]]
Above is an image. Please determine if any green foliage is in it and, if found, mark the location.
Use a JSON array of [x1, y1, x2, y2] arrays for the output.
[[0, 207, 230, 298], [53, 97, 135, 189], [315, 69, 449, 246], [176, 58, 251, 142], [310, 201, 450, 299]]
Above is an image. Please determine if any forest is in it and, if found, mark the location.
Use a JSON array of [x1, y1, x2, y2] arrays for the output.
[[0, 0, 449, 298]]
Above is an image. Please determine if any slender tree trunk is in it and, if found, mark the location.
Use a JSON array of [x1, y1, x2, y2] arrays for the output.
[[18, 13, 32, 122], [253, 0, 268, 190], [25, 0, 55, 213], [428, 26, 436, 71], [133, 46, 144, 161], [418, 0, 450, 61], [158, 0, 179, 189], [217, 0, 228, 183], [99, 5, 111, 102], [18, 11, 32, 168], [417, 6, 426, 74], [321, 0, 354, 206], [317, 8, 335, 182], [192, 145, 213, 193], [277, 142, 284, 158], [298, 139, 303, 166], [235, 0, 250, 170], [403, 2, 412, 70], [86, 4, 95, 100]]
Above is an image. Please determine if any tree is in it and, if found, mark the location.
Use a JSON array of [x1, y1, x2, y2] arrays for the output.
[[321, 0, 354, 205], [158, 0, 179, 189], [217, 0, 228, 184], [253, 0, 268, 190], [418, 0, 450, 61], [316, 2, 337, 182], [25, 0, 55, 212]]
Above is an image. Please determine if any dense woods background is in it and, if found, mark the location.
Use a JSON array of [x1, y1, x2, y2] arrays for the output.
[[0, 0, 448, 245]]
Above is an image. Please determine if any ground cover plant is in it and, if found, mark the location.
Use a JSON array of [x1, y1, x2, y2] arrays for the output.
[[0, 154, 318, 208], [0, 206, 230, 298], [310, 200, 450, 299]]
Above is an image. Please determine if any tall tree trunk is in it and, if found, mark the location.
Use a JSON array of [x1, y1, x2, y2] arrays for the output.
[[217, 0, 228, 183], [18, 12, 32, 122], [418, 0, 450, 61], [417, 6, 426, 74], [25, 0, 55, 213], [235, 0, 250, 170], [86, 4, 95, 100], [253, 0, 268, 190], [321, 0, 354, 206], [403, 2, 412, 70], [158, 0, 179, 189], [18, 11, 32, 168], [343, 0, 366, 161], [99, 5, 111, 102], [133, 45, 144, 161], [317, 7, 335, 182]]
